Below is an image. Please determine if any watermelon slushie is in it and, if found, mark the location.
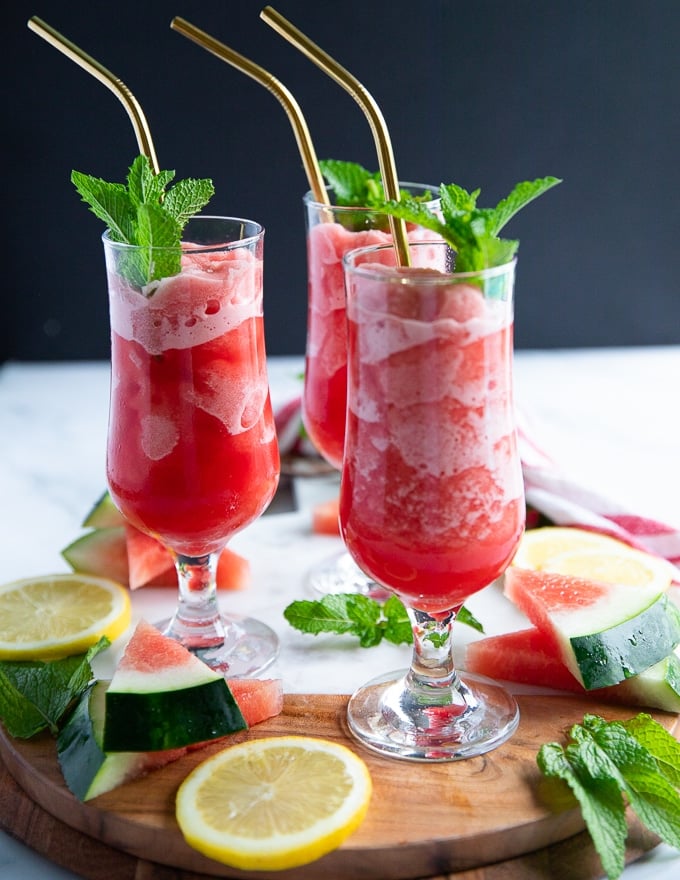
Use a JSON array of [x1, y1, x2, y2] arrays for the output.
[[340, 244, 524, 613], [105, 218, 279, 558], [303, 185, 437, 470]]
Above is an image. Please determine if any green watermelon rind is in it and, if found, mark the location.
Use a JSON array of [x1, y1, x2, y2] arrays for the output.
[[569, 594, 680, 689], [82, 491, 125, 529], [58, 681, 150, 801], [466, 629, 680, 712], [103, 679, 247, 752], [61, 527, 128, 584], [613, 648, 680, 711]]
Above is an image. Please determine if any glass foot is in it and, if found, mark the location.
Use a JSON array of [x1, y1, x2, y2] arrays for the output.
[[307, 549, 390, 599], [156, 612, 279, 678], [347, 668, 519, 762]]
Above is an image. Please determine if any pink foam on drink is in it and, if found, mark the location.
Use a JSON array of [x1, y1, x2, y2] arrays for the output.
[[186, 362, 272, 438], [108, 249, 262, 356]]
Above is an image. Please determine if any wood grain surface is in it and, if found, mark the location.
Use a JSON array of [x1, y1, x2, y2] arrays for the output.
[[1, 693, 677, 880]]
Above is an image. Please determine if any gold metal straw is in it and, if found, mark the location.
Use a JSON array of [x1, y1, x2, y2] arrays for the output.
[[171, 16, 328, 206], [260, 5, 410, 266], [27, 16, 159, 173]]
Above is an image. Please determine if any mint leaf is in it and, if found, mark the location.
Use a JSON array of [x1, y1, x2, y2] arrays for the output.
[[457, 605, 484, 633], [0, 638, 109, 738], [624, 713, 680, 788], [284, 594, 483, 647], [72, 155, 214, 288], [319, 159, 385, 207], [71, 173, 135, 243], [384, 175, 561, 271], [538, 740, 628, 879], [318, 159, 434, 232], [538, 713, 680, 879]]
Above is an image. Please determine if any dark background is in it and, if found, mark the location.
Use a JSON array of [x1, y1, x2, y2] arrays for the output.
[[4, 0, 679, 361]]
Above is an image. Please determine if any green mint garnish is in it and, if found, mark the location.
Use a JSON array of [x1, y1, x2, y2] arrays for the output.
[[283, 593, 483, 648], [318, 159, 433, 232], [71, 155, 215, 288], [383, 175, 562, 271], [320, 159, 395, 208], [0, 638, 109, 738], [537, 713, 680, 879]]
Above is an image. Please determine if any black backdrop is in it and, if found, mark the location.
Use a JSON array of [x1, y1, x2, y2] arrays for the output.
[[3, 0, 679, 361]]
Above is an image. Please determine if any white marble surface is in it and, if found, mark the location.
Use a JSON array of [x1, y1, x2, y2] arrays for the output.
[[1, 349, 679, 879]]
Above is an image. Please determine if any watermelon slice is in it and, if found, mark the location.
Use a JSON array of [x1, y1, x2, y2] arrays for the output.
[[504, 567, 680, 689], [103, 620, 247, 752], [58, 674, 284, 801], [62, 523, 250, 591], [312, 498, 341, 536], [57, 680, 186, 801], [82, 491, 126, 529], [466, 627, 680, 712], [227, 677, 284, 726], [62, 526, 129, 585]]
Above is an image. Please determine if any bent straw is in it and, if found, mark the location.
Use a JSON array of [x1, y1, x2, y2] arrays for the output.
[[260, 5, 410, 266], [27, 16, 159, 173], [171, 16, 328, 206]]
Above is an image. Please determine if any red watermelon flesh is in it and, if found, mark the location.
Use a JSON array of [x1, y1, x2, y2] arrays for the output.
[[312, 497, 341, 536], [227, 677, 284, 726], [63, 522, 250, 591], [465, 626, 680, 712], [466, 627, 583, 693], [125, 525, 251, 591]]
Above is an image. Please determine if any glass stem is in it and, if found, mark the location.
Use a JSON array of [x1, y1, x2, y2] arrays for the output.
[[164, 552, 225, 649], [400, 607, 475, 722]]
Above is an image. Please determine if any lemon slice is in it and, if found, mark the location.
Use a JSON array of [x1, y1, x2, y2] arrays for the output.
[[543, 548, 675, 591], [511, 526, 675, 591], [0, 573, 131, 660], [512, 526, 644, 570], [176, 735, 372, 871]]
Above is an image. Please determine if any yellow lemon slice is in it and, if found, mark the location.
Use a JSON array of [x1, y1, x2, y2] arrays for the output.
[[176, 735, 372, 871], [0, 573, 131, 660], [512, 526, 643, 570], [543, 548, 675, 591], [511, 526, 675, 592]]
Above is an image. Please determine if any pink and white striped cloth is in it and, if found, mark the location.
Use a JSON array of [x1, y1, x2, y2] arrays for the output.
[[274, 396, 680, 571], [516, 408, 680, 571]]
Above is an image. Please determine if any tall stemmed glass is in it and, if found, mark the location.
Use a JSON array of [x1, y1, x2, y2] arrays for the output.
[[303, 184, 438, 596], [103, 216, 280, 676], [341, 241, 524, 760]]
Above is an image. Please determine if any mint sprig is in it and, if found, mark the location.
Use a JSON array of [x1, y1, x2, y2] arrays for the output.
[[538, 713, 680, 879], [0, 638, 109, 738], [71, 155, 215, 288], [383, 176, 562, 272], [284, 593, 483, 648], [318, 159, 434, 232], [319, 159, 388, 208]]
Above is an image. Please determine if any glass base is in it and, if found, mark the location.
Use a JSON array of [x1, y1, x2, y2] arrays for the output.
[[156, 612, 279, 678], [307, 549, 390, 599], [347, 668, 519, 762]]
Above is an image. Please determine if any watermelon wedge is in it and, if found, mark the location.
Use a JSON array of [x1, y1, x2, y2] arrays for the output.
[[312, 498, 341, 536], [62, 527, 129, 585], [82, 491, 126, 529], [62, 522, 250, 591], [57, 680, 186, 801], [58, 674, 284, 801], [466, 627, 680, 712], [504, 567, 680, 689], [103, 620, 247, 752]]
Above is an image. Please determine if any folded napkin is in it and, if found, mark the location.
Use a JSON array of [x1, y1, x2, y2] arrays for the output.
[[517, 408, 680, 570], [275, 397, 680, 571]]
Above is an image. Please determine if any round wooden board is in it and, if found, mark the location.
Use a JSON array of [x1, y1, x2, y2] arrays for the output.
[[1, 693, 677, 880]]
